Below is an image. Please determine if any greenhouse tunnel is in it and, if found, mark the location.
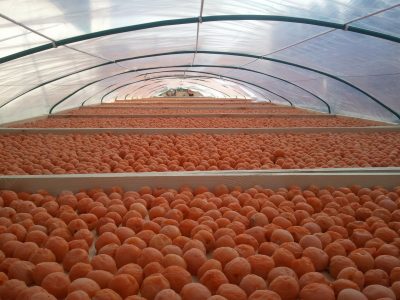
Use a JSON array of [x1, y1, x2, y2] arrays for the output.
[[0, 0, 399, 124], [1, 2, 400, 300]]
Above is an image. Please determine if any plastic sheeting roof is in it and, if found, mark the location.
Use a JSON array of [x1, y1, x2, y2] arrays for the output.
[[0, 0, 399, 124]]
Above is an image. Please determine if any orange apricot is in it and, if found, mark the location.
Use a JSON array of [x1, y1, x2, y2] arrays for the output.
[[69, 263, 93, 281], [329, 255, 357, 278], [269, 275, 299, 300], [63, 248, 89, 271], [302, 247, 329, 271], [65, 290, 90, 300], [337, 267, 365, 290], [159, 225, 181, 240], [124, 237, 147, 249], [161, 245, 183, 256], [337, 289, 368, 300], [95, 232, 121, 251], [200, 269, 229, 294], [44, 236, 69, 262], [247, 254, 274, 279], [137, 247, 163, 268], [193, 230, 215, 252], [248, 290, 281, 300], [114, 227, 135, 243], [183, 248, 207, 275], [162, 265, 192, 293], [91, 254, 117, 274], [291, 256, 315, 277], [162, 254, 187, 269], [280, 241, 303, 258], [14, 242, 39, 260], [41, 272, 71, 299], [93, 288, 122, 300], [239, 274, 267, 296], [300, 283, 335, 300], [348, 249, 375, 272], [68, 278, 101, 297], [115, 244, 141, 267], [8, 260, 34, 285], [149, 234, 172, 250], [197, 259, 222, 278], [390, 267, 400, 283], [365, 269, 390, 286], [116, 263, 143, 286], [299, 235, 322, 249], [299, 272, 329, 289], [140, 273, 170, 300], [108, 274, 139, 298], [223, 257, 251, 285], [332, 279, 360, 295], [180, 283, 211, 300], [98, 243, 119, 256], [143, 262, 165, 277], [272, 247, 295, 267], [362, 284, 396, 300], [154, 289, 181, 300], [29, 248, 56, 264], [271, 229, 294, 245], [0, 279, 27, 300], [375, 255, 400, 275], [267, 266, 298, 283], [69, 239, 89, 251], [216, 283, 247, 300], [86, 270, 114, 289], [258, 242, 279, 256]]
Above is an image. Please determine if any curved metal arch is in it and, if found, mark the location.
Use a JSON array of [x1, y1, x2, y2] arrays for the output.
[[8, 50, 399, 118], [81, 84, 116, 106], [1, 51, 330, 112], [98, 70, 292, 107], [1, 14, 399, 65], [126, 80, 232, 99], [103, 75, 270, 104], [120, 75, 270, 103], [104, 73, 274, 103], [49, 50, 400, 119], [133, 79, 240, 99], [52, 60, 350, 113], [140, 84, 167, 99], [125, 80, 166, 100], [52, 67, 288, 113]]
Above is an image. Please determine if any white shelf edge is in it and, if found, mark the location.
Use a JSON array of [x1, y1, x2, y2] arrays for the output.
[[1, 126, 398, 134], [1, 169, 398, 193]]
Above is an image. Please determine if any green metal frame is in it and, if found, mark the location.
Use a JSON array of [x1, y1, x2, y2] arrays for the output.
[[50, 62, 346, 113], [127, 79, 233, 99], [1, 15, 399, 65], [95, 70, 292, 108], [112, 66, 329, 110], [2, 50, 397, 119], [50, 70, 289, 113], [81, 84, 116, 106], [114, 75, 271, 102]]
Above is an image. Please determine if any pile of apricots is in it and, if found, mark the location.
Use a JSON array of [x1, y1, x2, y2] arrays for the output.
[[13, 116, 381, 128], [1, 183, 400, 299], [66, 107, 314, 115], [0, 132, 399, 175]]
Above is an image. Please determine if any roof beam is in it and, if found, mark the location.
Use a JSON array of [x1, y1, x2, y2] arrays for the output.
[[97, 70, 290, 107], [1, 14, 399, 66], [2, 50, 398, 118], [50, 69, 286, 113], [123, 75, 271, 102]]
